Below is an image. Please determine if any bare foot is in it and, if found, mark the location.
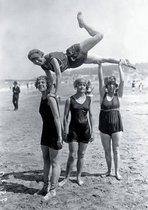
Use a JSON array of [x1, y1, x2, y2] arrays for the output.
[[58, 178, 68, 187], [122, 59, 136, 69], [115, 172, 122, 181], [77, 178, 84, 186], [101, 171, 111, 178], [77, 12, 85, 28], [43, 189, 56, 201], [34, 184, 48, 196]]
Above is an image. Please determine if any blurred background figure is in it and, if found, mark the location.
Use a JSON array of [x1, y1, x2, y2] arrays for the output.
[[132, 80, 136, 92], [26, 82, 29, 89], [86, 80, 94, 97], [138, 81, 143, 92], [12, 81, 20, 110]]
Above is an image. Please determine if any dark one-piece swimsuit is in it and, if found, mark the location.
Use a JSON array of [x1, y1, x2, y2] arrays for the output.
[[67, 95, 91, 143], [99, 92, 123, 136], [39, 96, 61, 150], [41, 44, 87, 72]]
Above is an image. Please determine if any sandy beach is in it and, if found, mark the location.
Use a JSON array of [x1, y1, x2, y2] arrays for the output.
[[0, 84, 148, 210]]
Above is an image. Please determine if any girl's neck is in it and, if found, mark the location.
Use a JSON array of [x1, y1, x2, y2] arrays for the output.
[[107, 93, 114, 97], [41, 90, 48, 99], [75, 92, 86, 98], [74, 92, 86, 104]]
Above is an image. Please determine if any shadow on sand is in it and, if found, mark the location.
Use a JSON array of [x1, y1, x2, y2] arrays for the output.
[[1, 169, 107, 195]]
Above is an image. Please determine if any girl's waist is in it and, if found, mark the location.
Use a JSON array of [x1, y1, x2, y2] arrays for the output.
[[100, 108, 119, 112]]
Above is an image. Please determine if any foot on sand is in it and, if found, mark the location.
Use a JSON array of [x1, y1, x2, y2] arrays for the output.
[[58, 178, 69, 187], [101, 171, 111, 178], [77, 12, 85, 28], [77, 178, 84, 186], [115, 172, 122, 181], [34, 184, 48, 196], [43, 189, 56, 201]]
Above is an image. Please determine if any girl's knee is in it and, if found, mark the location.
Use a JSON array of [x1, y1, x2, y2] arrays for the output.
[[52, 162, 60, 169], [43, 153, 49, 161], [96, 33, 104, 42], [51, 159, 60, 168], [113, 146, 119, 155], [78, 151, 85, 159], [69, 152, 77, 161], [105, 149, 111, 157]]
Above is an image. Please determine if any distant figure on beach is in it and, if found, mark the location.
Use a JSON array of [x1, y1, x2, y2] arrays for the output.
[[12, 81, 20, 110], [28, 11, 135, 96], [98, 60, 124, 180], [132, 80, 136, 92], [26, 82, 29, 89], [86, 80, 94, 96], [35, 75, 63, 201], [59, 78, 94, 187], [138, 81, 143, 92]]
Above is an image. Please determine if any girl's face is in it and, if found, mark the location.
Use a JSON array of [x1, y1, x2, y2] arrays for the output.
[[76, 82, 87, 93], [106, 82, 116, 93], [37, 79, 47, 92], [32, 56, 45, 66]]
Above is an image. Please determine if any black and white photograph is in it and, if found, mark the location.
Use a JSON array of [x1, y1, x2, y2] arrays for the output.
[[0, 0, 148, 209]]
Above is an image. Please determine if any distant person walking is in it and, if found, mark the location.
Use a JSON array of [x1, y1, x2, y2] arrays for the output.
[[59, 78, 94, 186], [12, 81, 20, 110], [28, 11, 135, 96], [98, 60, 124, 180]]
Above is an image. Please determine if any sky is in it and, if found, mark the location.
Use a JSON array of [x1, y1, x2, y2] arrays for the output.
[[0, 0, 148, 79]]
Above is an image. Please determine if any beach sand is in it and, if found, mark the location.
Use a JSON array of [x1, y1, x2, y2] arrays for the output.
[[0, 85, 148, 210]]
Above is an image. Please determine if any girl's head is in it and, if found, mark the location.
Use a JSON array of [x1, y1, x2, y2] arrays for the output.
[[35, 75, 51, 92], [104, 76, 118, 93], [73, 78, 88, 93], [28, 49, 45, 66]]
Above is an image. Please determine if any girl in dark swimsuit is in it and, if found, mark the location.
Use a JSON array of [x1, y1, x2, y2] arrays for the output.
[[35, 75, 63, 201], [28, 12, 135, 96], [98, 60, 124, 180], [59, 78, 94, 186]]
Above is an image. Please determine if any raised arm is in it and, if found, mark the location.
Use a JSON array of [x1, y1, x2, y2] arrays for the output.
[[44, 70, 54, 93], [50, 58, 62, 96], [118, 60, 124, 98], [98, 64, 105, 99]]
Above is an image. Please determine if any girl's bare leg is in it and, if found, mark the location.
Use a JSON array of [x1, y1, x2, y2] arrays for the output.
[[77, 142, 88, 186], [100, 132, 112, 176], [44, 148, 61, 200], [77, 12, 103, 53], [35, 145, 50, 195], [59, 142, 78, 187], [112, 132, 122, 180], [84, 55, 136, 69]]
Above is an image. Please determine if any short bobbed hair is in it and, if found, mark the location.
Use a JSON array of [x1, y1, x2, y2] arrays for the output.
[[28, 49, 44, 61], [73, 78, 88, 89], [35, 75, 52, 90], [104, 75, 118, 88]]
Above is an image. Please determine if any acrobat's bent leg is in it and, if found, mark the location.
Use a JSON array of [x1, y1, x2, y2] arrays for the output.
[[77, 12, 103, 53]]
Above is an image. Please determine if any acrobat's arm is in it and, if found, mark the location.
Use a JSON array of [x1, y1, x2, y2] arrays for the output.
[[50, 58, 62, 96], [118, 60, 124, 98]]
